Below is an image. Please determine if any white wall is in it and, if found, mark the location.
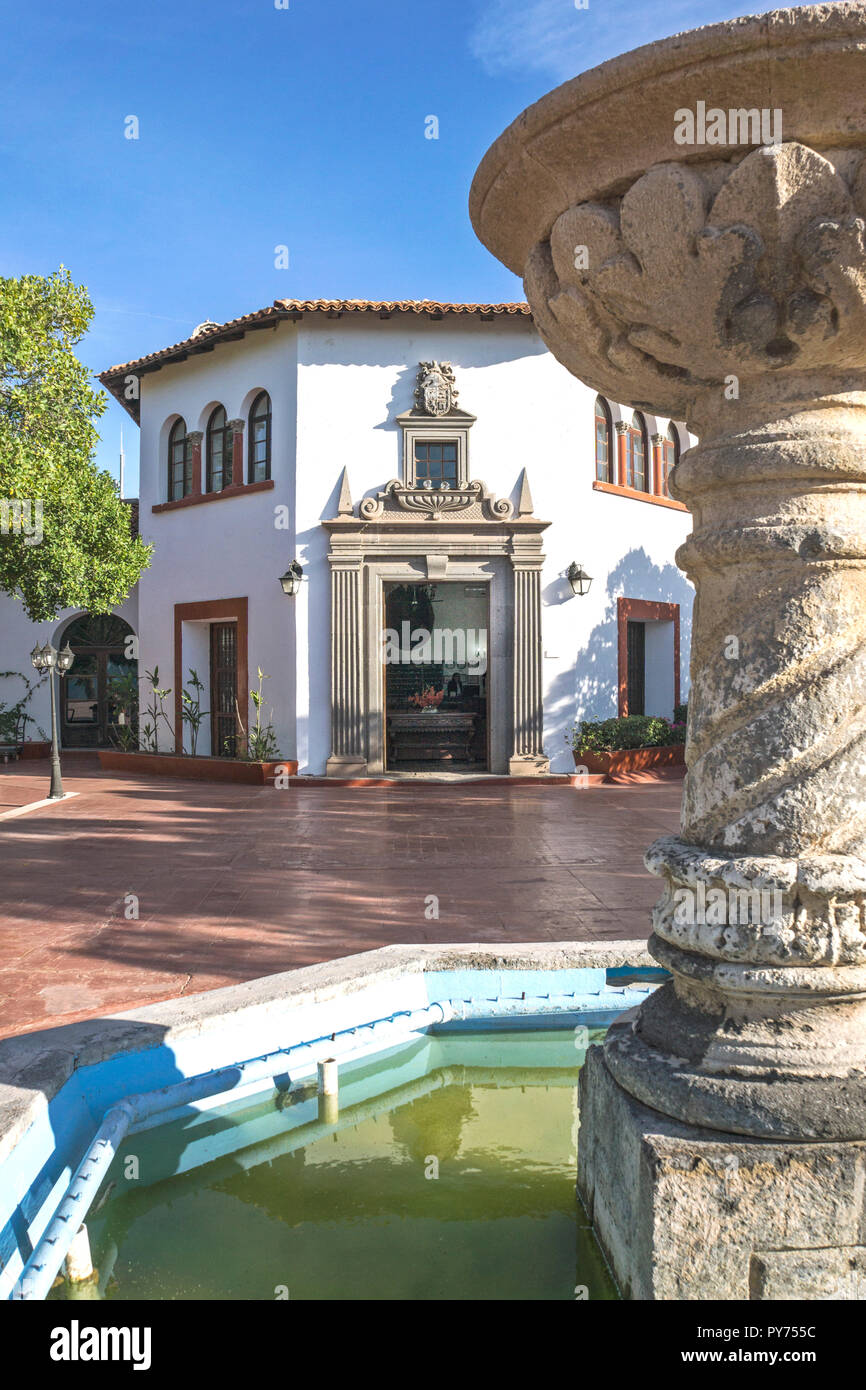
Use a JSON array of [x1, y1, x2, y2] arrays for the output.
[[137, 326, 298, 757], [0, 592, 138, 744], [292, 316, 693, 772], [126, 310, 695, 773]]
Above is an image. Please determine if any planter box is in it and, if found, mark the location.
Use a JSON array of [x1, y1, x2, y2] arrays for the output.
[[97, 751, 298, 785], [18, 741, 52, 760], [573, 744, 685, 781]]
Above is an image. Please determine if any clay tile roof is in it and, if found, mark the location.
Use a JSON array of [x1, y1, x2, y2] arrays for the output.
[[98, 299, 532, 421]]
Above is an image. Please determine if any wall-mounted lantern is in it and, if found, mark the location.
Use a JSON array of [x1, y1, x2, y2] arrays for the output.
[[279, 561, 304, 597], [566, 562, 593, 597]]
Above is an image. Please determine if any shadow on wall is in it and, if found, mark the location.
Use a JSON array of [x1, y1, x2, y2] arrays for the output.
[[543, 547, 694, 771]]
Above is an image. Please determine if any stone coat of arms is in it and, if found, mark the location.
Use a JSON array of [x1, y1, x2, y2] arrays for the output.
[[415, 361, 458, 417]]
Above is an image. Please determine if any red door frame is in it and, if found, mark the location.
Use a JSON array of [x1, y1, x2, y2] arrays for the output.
[[617, 597, 680, 717], [173, 598, 248, 754]]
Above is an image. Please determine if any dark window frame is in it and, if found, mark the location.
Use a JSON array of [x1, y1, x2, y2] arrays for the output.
[[206, 405, 232, 494], [626, 411, 649, 492], [168, 418, 192, 501], [413, 438, 459, 487], [248, 391, 272, 484], [594, 396, 612, 483]]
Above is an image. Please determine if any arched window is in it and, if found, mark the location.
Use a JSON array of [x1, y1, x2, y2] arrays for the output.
[[661, 423, 680, 497], [206, 406, 232, 493], [168, 418, 191, 501], [594, 396, 612, 483], [626, 411, 649, 492], [248, 391, 271, 483]]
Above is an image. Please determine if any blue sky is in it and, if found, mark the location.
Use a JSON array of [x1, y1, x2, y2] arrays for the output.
[[1, 0, 782, 493]]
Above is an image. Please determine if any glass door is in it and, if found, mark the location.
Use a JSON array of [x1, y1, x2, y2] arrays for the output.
[[383, 582, 489, 771], [60, 614, 137, 748]]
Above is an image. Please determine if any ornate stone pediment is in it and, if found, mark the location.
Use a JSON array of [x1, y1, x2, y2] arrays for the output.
[[359, 477, 514, 522]]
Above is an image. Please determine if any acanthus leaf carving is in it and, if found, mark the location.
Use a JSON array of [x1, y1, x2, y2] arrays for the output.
[[535, 141, 866, 418]]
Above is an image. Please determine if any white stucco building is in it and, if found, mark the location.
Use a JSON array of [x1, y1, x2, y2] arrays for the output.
[[1, 298, 695, 775]]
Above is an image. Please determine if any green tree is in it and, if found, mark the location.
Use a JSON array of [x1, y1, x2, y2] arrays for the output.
[[0, 267, 150, 620]]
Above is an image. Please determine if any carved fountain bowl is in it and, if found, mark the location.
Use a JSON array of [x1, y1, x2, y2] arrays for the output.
[[469, 4, 866, 427]]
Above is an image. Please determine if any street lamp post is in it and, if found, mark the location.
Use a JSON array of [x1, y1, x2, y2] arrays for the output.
[[30, 641, 74, 801]]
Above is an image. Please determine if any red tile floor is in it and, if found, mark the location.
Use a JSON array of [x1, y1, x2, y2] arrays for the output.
[[0, 755, 683, 1038]]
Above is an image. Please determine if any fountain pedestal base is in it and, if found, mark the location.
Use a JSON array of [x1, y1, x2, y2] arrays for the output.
[[578, 1037, 866, 1301]]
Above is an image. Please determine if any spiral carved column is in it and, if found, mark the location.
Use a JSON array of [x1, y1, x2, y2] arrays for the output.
[[472, 0, 866, 1142], [617, 392, 866, 1140], [471, 2, 866, 1297]]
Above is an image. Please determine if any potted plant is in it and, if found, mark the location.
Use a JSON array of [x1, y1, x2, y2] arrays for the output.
[[98, 666, 298, 783], [568, 708, 687, 781]]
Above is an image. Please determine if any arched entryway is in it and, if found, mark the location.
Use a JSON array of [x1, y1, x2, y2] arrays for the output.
[[59, 614, 137, 748]]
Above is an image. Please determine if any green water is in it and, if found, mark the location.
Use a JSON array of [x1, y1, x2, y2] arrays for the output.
[[80, 1027, 618, 1301]]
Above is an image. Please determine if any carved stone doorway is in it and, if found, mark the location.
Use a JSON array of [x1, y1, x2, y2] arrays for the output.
[[323, 468, 550, 778]]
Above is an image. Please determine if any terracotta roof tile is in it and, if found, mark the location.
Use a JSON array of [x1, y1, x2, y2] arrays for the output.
[[98, 299, 532, 420]]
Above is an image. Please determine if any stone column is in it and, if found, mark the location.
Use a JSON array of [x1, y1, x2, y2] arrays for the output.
[[326, 556, 367, 777], [509, 555, 549, 775], [471, 5, 866, 1298], [228, 419, 245, 488], [188, 430, 203, 497]]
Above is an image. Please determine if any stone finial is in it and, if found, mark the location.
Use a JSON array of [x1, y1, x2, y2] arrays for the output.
[[335, 467, 354, 517], [516, 469, 534, 517]]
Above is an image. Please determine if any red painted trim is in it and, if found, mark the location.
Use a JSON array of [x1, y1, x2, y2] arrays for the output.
[[577, 745, 685, 777], [283, 774, 583, 787], [617, 597, 681, 717], [616, 428, 627, 487], [651, 440, 662, 496], [173, 598, 248, 754], [153, 479, 274, 513], [190, 436, 203, 496], [593, 480, 687, 512], [97, 751, 297, 783], [231, 425, 244, 487]]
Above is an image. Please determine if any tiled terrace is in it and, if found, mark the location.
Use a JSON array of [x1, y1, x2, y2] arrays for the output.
[[0, 755, 682, 1038]]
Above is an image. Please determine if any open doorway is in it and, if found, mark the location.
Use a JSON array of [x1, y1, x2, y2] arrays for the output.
[[617, 598, 680, 719], [383, 582, 489, 772]]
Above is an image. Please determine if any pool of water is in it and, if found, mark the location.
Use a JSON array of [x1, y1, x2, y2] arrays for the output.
[[69, 1026, 617, 1301]]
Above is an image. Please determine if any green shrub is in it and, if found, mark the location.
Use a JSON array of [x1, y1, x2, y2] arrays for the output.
[[569, 714, 685, 753], [673, 701, 689, 725]]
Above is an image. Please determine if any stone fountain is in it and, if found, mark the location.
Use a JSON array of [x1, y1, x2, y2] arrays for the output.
[[471, 4, 866, 1299]]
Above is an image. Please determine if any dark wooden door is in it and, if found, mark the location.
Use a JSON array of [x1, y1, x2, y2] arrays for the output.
[[626, 620, 645, 715], [210, 623, 238, 756], [61, 614, 137, 748]]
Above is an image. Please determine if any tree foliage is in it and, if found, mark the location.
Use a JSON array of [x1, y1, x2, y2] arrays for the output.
[[0, 267, 150, 620]]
